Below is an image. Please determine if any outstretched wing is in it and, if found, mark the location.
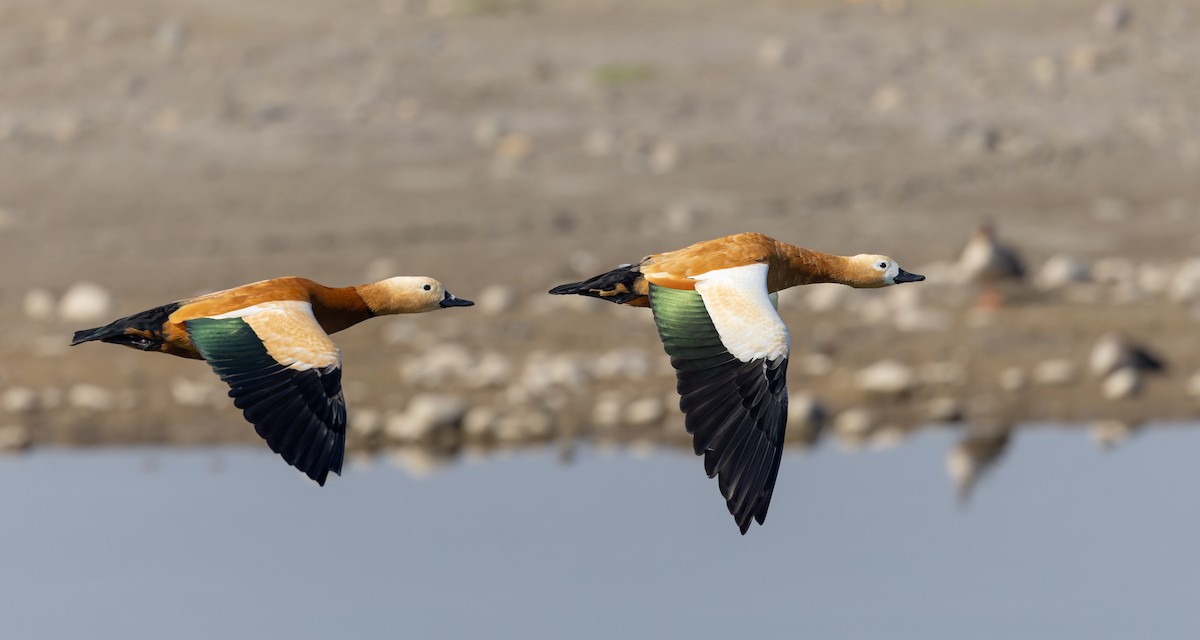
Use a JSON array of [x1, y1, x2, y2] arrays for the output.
[[650, 263, 789, 534], [185, 301, 346, 485]]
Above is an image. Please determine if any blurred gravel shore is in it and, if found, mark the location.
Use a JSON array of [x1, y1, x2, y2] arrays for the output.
[[2, 0, 1199, 457]]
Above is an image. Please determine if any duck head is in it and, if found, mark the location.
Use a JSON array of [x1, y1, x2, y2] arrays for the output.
[[358, 277, 474, 314], [848, 254, 926, 288]]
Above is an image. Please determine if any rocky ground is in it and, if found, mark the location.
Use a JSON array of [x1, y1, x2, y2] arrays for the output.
[[1, 0, 1199, 464]]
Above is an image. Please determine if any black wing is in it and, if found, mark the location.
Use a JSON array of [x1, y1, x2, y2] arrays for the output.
[[650, 284, 788, 534], [187, 316, 346, 485]]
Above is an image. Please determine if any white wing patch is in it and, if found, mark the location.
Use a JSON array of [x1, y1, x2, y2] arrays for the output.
[[692, 263, 790, 362], [207, 301, 340, 371]]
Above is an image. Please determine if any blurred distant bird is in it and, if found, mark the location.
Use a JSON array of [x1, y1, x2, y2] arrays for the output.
[[958, 221, 1025, 308], [946, 423, 1012, 505], [550, 232, 925, 533], [1089, 332, 1166, 378], [71, 276, 473, 484]]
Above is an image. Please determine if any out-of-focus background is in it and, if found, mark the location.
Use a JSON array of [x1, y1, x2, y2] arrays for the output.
[[3, 0, 1200, 637]]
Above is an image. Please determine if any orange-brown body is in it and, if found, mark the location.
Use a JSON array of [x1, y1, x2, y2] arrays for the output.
[[145, 278, 372, 360], [603, 232, 885, 306]]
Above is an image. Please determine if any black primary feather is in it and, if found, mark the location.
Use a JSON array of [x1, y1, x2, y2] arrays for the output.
[[649, 284, 788, 534], [186, 316, 346, 485]]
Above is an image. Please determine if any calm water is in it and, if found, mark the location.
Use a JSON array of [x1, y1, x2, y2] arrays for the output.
[[3, 426, 1200, 639]]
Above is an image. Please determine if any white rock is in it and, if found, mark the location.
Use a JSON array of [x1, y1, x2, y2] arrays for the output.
[[1035, 255, 1091, 290], [832, 408, 875, 450], [0, 424, 30, 451], [170, 377, 218, 408], [592, 348, 652, 380], [1090, 332, 1163, 376], [999, 367, 1027, 392], [1102, 367, 1141, 399], [756, 37, 792, 69], [386, 448, 445, 478], [462, 406, 500, 438], [1030, 55, 1059, 88], [1167, 258, 1200, 303], [648, 141, 679, 174], [854, 360, 917, 395], [870, 85, 906, 114], [919, 361, 965, 386], [467, 352, 513, 389], [868, 425, 908, 450], [67, 384, 114, 411], [23, 289, 56, 320], [384, 394, 467, 442], [625, 397, 664, 426], [1137, 263, 1172, 294], [399, 345, 473, 386], [1, 387, 36, 413], [348, 408, 383, 439], [591, 393, 625, 428], [1187, 370, 1200, 398], [476, 285, 517, 315], [58, 282, 112, 323], [1032, 359, 1077, 386], [582, 128, 616, 157], [493, 410, 553, 441]]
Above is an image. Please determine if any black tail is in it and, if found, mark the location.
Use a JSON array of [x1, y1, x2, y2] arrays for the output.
[[549, 264, 645, 304], [71, 302, 182, 351]]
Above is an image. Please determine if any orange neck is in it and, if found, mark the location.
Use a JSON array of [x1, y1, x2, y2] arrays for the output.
[[309, 285, 374, 334], [772, 244, 856, 290]]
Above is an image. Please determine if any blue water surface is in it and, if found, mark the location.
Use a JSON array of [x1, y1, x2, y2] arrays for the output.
[[2, 426, 1199, 640]]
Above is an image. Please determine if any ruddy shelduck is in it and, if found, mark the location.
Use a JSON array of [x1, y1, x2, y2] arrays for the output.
[[550, 232, 925, 533], [71, 276, 474, 484]]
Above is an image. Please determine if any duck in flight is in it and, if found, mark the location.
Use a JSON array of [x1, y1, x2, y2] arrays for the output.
[[71, 276, 473, 485], [550, 232, 925, 533]]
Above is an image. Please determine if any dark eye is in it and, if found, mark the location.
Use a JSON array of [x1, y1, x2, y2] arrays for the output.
[[423, 284, 432, 291], [877, 262, 887, 269]]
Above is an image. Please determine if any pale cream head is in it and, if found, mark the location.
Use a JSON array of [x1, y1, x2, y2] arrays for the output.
[[357, 277, 474, 315], [848, 254, 925, 288]]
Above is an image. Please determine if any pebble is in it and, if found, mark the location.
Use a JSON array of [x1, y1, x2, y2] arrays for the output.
[[467, 352, 513, 389], [919, 361, 965, 387], [40, 388, 63, 411], [755, 37, 792, 69], [1137, 263, 1172, 295], [348, 408, 383, 439], [854, 359, 917, 396], [472, 116, 507, 148], [462, 406, 500, 439], [1032, 359, 1077, 386], [796, 353, 834, 377], [399, 345, 473, 387], [1101, 367, 1141, 399], [947, 425, 1010, 504], [384, 394, 467, 442], [493, 410, 554, 441], [67, 384, 114, 411], [22, 289, 56, 321], [1, 387, 36, 413], [1187, 371, 1200, 398], [476, 285, 517, 315], [590, 393, 624, 428], [591, 348, 652, 380], [1167, 258, 1200, 303], [870, 85, 906, 114], [170, 377, 218, 408], [58, 282, 113, 323], [832, 408, 875, 450], [0, 424, 31, 452], [624, 397, 664, 426], [647, 140, 679, 174], [1034, 255, 1091, 290]]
